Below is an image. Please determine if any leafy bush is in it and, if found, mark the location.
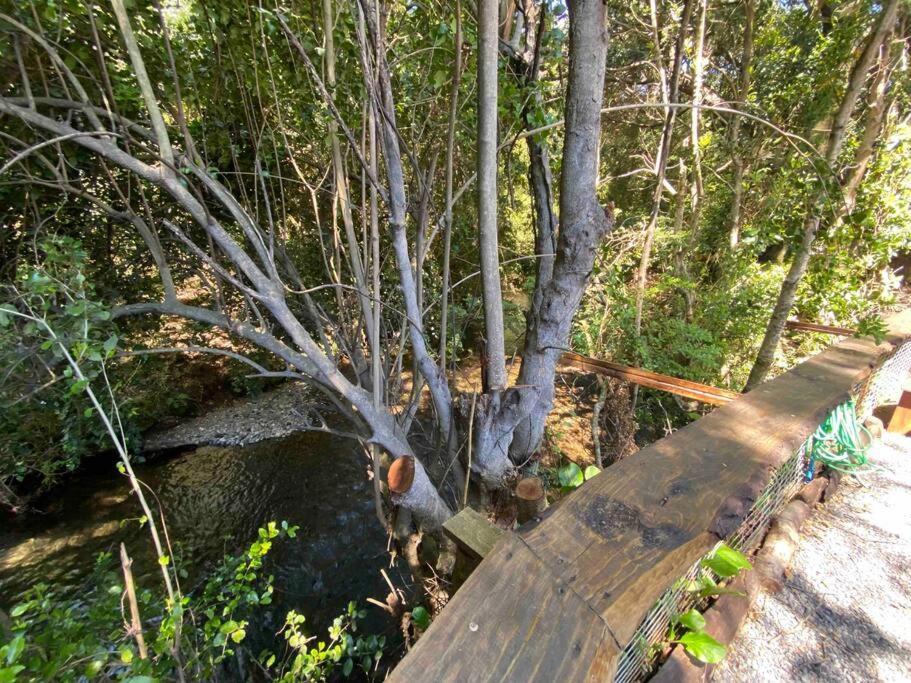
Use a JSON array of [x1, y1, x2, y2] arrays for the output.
[[0, 521, 384, 681]]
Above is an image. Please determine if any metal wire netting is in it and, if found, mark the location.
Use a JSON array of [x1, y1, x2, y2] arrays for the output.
[[612, 339, 911, 683], [857, 340, 911, 420]]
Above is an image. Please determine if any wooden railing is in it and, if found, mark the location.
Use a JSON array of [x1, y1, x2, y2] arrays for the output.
[[390, 310, 911, 682]]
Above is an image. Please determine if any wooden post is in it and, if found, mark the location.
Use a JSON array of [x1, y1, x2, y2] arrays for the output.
[[120, 543, 148, 660], [516, 477, 547, 524]]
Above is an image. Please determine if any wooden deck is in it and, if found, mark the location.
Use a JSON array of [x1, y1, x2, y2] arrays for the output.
[[390, 310, 911, 682]]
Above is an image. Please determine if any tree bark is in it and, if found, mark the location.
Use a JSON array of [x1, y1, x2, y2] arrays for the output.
[[745, 0, 900, 391], [841, 41, 892, 216], [478, 0, 508, 391], [510, 0, 613, 462], [633, 0, 696, 337], [439, 0, 463, 367], [728, 0, 755, 248]]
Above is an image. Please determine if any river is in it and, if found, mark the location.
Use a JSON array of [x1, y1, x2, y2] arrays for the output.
[[0, 431, 403, 643]]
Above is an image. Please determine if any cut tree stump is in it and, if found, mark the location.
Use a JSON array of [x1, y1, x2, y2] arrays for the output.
[[516, 477, 547, 525]]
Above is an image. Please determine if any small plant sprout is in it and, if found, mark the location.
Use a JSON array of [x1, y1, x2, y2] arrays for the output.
[[668, 543, 753, 664]]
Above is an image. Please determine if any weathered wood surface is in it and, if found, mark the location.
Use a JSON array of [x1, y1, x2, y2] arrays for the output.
[[391, 312, 911, 682], [559, 351, 740, 405], [443, 507, 506, 561], [785, 319, 856, 336]]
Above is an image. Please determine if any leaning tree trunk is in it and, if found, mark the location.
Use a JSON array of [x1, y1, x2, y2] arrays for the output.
[[509, 0, 614, 462], [744, 0, 900, 391], [841, 40, 892, 217]]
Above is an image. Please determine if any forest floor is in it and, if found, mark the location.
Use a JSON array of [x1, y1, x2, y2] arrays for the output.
[[715, 431, 911, 682]]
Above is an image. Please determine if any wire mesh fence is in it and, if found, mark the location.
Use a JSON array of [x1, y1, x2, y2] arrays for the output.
[[613, 338, 911, 683]]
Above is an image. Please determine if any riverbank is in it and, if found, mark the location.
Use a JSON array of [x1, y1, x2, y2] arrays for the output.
[[142, 381, 321, 451]]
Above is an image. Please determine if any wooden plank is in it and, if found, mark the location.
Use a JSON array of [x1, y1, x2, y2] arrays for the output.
[[391, 312, 911, 681], [443, 507, 506, 561], [389, 535, 618, 682], [785, 320, 856, 336], [886, 387, 911, 435], [559, 351, 740, 405]]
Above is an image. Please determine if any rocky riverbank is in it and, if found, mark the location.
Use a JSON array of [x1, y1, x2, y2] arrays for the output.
[[142, 381, 319, 450]]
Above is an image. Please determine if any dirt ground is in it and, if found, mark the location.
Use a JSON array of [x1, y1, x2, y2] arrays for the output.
[[715, 432, 911, 682]]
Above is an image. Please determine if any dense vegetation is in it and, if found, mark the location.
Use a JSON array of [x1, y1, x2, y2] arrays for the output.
[[1, 0, 908, 679]]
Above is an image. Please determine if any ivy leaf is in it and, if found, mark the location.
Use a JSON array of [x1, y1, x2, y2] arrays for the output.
[[679, 631, 727, 663], [557, 462, 584, 488], [676, 608, 705, 632], [701, 544, 751, 578]]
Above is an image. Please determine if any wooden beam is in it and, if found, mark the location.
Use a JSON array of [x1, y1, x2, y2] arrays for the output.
[[785, 319, 856, 336], [442, 507, 506, 562], [390, 310, 911, 682], [559, 351, 740, 405]]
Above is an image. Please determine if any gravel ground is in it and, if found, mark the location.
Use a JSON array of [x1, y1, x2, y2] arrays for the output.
[[142, 381, 321, 450], [715, 432, 911, 682]]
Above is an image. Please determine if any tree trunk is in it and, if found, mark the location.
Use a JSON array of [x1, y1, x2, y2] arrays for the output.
[[728, 0, 755, 249], [510, 0, 613, 462], [841, 41, 892, 216], [633, 0, 696, 337], [478, 0, 508, 391], [745, 0, 900, 391]]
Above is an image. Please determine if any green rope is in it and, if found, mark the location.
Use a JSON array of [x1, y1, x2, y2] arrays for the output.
[[806, 400, 873, 478]]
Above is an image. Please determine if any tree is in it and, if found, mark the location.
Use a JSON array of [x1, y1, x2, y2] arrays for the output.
[[745, 0, 902, 390], [0, 0, 613, 531]]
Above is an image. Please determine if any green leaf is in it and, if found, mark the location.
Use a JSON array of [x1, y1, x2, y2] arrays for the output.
[[69, 379, 89, 395], [701, 544, 752, 578], [4, 635, 24, 665], [557, 462, 584, 488], [103, 335, 119, 355], [679, 631, 727, 664], [342, 658, 354, 676], [0, 666, 26, 683], [411, 605, 430, 630], [676, 609, 705, 632], [9, 604, 28, 618], [583, 465, 601, 480]]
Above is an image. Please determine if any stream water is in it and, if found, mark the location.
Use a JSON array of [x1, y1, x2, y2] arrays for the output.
[[0, 431, 402, 642]]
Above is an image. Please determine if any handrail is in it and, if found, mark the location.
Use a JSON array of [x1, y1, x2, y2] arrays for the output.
[[559, 351, 740, 405], [785, 319, 857, 336], [390, 309, 911, 682]]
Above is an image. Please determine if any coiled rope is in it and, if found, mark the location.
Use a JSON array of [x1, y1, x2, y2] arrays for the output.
[[805, 400, 873, 479]]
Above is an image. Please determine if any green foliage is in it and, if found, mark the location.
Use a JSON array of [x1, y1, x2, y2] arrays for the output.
[[0, 238, 127, 509], [665, 544, 752, 664], [677, 631, 728, 664], [411, 605, 431, 630], [555, 461, 601, 492], [269, 601, 385, 682], [0, 521, 384, 681], [701, 543, 753, 579]]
